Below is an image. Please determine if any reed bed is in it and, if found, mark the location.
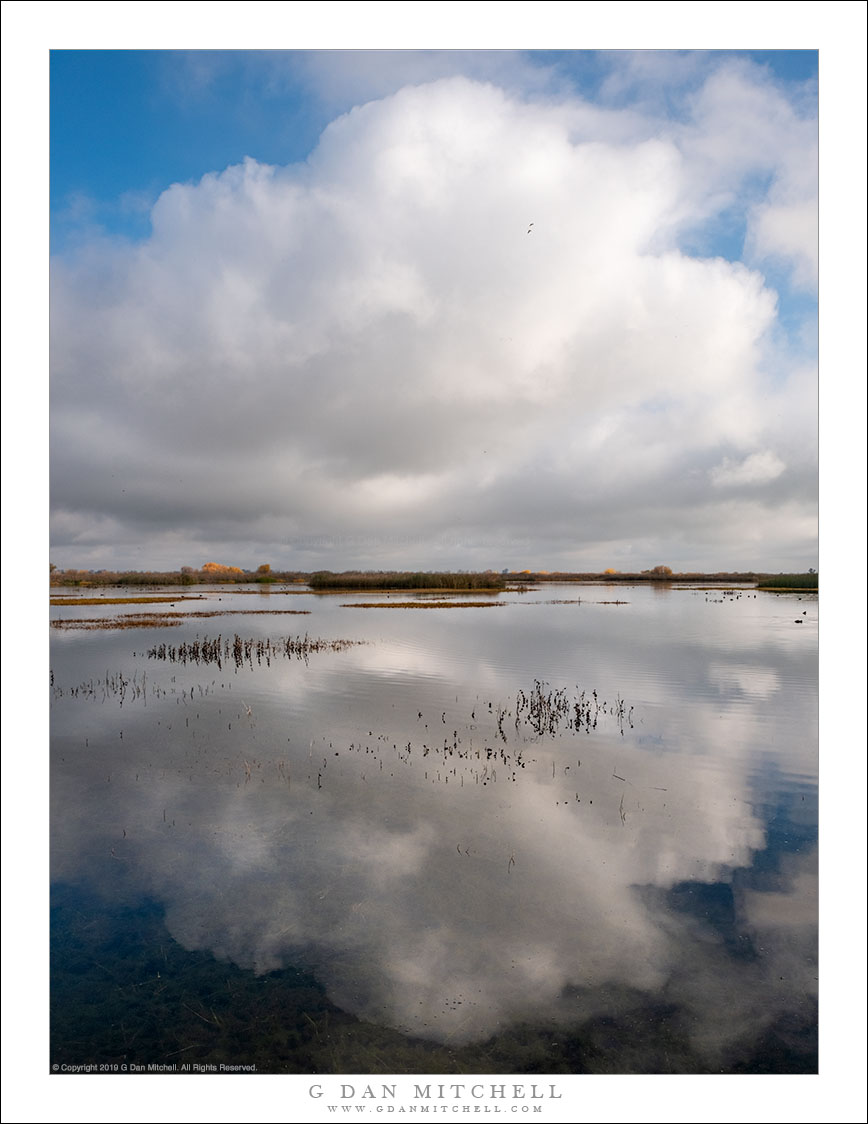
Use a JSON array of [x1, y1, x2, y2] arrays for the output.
[[51, 608, 316, 630], [49, 595, 205, 607], [52, 615, 185, 630], [175, 609, 312, 617], [341, 601, 506, 609], [309, 571, 506, 592], [756, 573, 818, 590], [514, 679, 632, 738], [145, 633, 364, 670], [51, 668, 150, 702], [334, 678, 635, 794]]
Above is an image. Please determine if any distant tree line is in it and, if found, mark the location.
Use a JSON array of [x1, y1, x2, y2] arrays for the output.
[[510, 569, 818, 587], [513, 570, 767, 584], [48, 565, 816, 591], [308, 571, 507, 591], [50, 565, 308, 588]]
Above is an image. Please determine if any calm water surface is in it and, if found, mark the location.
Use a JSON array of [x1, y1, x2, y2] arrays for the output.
[[49, 583, 818, 1073]]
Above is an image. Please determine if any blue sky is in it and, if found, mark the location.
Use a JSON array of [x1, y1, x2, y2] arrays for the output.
[[51, 48, 819, 253]]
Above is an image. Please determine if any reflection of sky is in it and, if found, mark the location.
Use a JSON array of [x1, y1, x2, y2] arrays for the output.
[[50, 586, 817, 1063]]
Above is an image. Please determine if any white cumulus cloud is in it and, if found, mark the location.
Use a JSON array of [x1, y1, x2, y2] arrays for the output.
[[50, 69, 818, 572]]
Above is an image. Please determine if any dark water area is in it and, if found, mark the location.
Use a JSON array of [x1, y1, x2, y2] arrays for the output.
[[50, 880, 815, 1076], [48, 583, 818, 1076]]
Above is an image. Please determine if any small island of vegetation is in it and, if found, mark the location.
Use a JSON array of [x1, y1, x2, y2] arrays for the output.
[[755, 572, 818, 591], [308, 571, 506, 592]]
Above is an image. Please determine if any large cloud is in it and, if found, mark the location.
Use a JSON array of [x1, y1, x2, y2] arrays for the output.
[[50, 68, 817, 571]]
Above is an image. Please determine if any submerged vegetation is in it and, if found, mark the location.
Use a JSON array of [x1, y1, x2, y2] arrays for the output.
[[145, 633, 364, 670], [516, 679, 633, 738]]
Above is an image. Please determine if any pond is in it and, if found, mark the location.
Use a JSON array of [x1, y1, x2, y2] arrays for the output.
[[49, 582, 818, 1075]]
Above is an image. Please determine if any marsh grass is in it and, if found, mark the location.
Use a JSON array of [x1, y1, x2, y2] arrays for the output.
[[50, 608, 314, 630], [51, 616, 185, 630], [202, 588, 312, 595], [757, 573, 818, 590], [310, 571, 506, 592], [50, 596, 205, 607], [180, 609, 312, 617], [145, 633, 365, 670], [342, 601, 507, 609]]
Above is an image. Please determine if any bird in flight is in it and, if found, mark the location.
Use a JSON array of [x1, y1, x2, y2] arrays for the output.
[[527, 222, 534, 234]]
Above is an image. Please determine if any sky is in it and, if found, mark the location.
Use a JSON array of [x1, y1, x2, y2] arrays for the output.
[[42, 42, 831, 573]]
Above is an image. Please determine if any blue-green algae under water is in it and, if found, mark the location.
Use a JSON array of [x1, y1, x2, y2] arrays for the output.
[[49, 583, 817, 1074]]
